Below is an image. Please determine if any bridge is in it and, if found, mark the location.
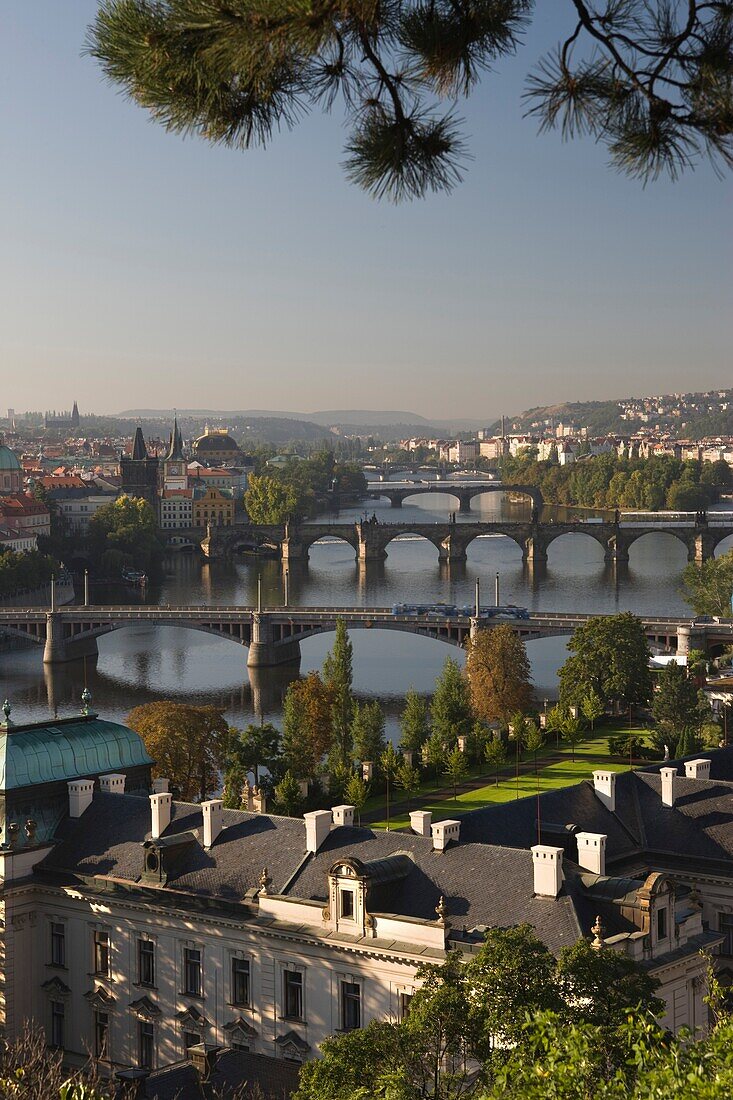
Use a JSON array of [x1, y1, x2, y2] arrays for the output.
[[363, 479, 533, 512], [0, 604, 727, 667], [195, 514, 733, 565]]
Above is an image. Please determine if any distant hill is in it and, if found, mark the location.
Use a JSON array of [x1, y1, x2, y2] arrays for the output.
[[116, 408, 491, 437], [489, 389, 733, 438]]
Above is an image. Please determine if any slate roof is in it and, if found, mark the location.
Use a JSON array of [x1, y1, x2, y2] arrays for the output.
[[40, 793, 581, 952], [284, 825, 582, 953], [42, 793, 308, 898], [142, 1049, 300, 1099]]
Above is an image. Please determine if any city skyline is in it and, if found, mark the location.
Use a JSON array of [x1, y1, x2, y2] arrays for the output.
[[1, 2, 731, 419]]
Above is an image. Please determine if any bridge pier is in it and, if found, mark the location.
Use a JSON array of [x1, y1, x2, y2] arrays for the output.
[[246, 613, 301, 668], [524, 534, 548, 564], [690, 530, 716, 563], [439, 535, 467, 563], [388, 497, 403, 507], [43, 613, 99, 664], [605, 534, 629, 564], [458, 496, 472, 514], [676, 624, 708, 656], [281, 537, 308, 563]]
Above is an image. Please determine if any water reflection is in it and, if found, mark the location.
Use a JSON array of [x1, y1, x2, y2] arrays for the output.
[[1, 489, 727, 737]]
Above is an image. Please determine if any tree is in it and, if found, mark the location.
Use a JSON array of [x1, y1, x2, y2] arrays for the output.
[[682, 551, 733, 617], [524, 722, 544, 780], [273, 770, 304, 817], [395, 760, 422, 809], [88, 493, 161, 573], [424, 728, 447, 788], [558, 614, 652, 712], [351, 700, 387, 765], [227, 722, 281, 785], [0, 1023, 113, 1099], [399, 689, 430, 754], [344, 771, 370, 825], [581, 687, 605, 732], [484, 736, 507, 786], [465, 626, 532, 724], [652, 663, 700, 747], [127, 702, 231, 801], [444, 746, 469, 801], [323, 620, 355, 768], [380, 743, 401, 828], [90, 2, 733, 202], [561, 714, 585, 763], [281, 672, 335, 779], [545, 703, 567, 748], [244, 474, 299, 523], [293, 924, 662, 1100], [431, 657, 473, 745]]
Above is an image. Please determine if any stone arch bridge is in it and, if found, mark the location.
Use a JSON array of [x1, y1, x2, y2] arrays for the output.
[[195, 516, 733, 565], [364, 481, 543, 513], [0, 605, 727, 668]]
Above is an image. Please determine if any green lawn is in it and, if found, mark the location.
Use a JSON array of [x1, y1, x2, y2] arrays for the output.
[[369, 725, 650, 830]]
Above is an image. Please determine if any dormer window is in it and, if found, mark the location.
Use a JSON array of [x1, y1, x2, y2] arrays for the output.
[[657, 907, 668, 941], [340, 890, 355, 919]]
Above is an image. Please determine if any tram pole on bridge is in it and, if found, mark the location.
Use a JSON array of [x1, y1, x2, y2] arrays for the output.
[[84, 570, 89, 608], [475, 578, 480, 619], [495, 572, 500, 606]]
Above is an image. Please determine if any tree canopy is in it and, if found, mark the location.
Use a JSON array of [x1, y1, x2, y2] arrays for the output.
[[88, 1, 733, 201], [126, 701, 231, 801], [682, 551, 733, 617], [465, 625, 532, 723], [558, 613, 652, 711]]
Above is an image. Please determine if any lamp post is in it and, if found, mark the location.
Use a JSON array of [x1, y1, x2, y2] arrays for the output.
[[494, 571, 500, 607], [284, 568, 289, 608]]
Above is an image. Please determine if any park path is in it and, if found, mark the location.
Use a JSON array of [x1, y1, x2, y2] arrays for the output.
[[360, 740, 617, 825]]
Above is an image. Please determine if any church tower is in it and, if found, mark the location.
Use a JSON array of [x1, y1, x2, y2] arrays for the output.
[[119, 426, 160, 503], [163, 416, 188, 490]]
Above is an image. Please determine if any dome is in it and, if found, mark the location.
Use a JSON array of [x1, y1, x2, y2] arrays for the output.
[[0, 445, 21, 472], [194, 432, 239, 452]]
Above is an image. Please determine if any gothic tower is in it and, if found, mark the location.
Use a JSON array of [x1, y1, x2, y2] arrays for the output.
[[119, 426, 160, 504]]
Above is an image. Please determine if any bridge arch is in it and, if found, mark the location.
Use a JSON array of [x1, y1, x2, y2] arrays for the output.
[[462, 530, 526, 558], [465, 484, 543, 510], [301, 529, 359, 555], [379, 528, 449, 556], [624, 529, 692, 562], [543, 529, 609, 559], [713, 532, 733, 557]]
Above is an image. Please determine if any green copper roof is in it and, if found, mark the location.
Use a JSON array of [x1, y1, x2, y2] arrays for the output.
[[0, 444, 21, 472], [0, 714, 153, 791]]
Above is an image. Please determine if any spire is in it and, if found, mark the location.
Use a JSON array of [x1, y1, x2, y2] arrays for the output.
[[71, 401, 80, 427], [131, 426, 148, 461], [166, 414, 183, 461]]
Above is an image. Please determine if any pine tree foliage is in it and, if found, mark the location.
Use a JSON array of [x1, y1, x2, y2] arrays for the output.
[[88, 1, 733, 199]]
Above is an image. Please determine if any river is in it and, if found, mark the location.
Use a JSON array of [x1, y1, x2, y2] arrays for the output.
[[3, 485, 732, 740]]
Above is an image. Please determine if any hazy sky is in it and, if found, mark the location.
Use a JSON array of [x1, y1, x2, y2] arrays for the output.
[[1, 2, 731, 422]]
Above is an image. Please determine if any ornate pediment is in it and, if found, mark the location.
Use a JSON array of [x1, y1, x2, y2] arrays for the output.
[[274, 1030, 310, 1054], [129, 996, 161, 1020], [84, 987, 116, 1009], [176, 1005, 209, 1029], [41, 976, 71, 997], [223, 1016, 258, 1040]]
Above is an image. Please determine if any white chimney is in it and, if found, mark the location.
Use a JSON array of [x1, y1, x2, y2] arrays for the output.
[[410, 810, 432, 838], [152, 777, 169, 794], [332, 805, 355, 828], [99, 773, 126, 795], [201, 799, 223, 849], [150, 792, 172, 839], [684, 758, 711, 781], [575, 832, 607, 876], [660, 766, 677, 808], [532, 845, 564, 897], [304, 810, 332, 853], [431, 819, 460, 852], [68, 779, 94, 818], [592, 770, 617, 813]]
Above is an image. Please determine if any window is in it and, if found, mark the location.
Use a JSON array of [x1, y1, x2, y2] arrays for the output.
[[341, 982, 361, 1031], [399, 992, 413, 1019], [94, 931, 110, 977], [184, 948, 202, 996], [720, 913, 733, 955], [50, 1001, 65, 1048], [231, 957, 250, 1006], [94, 1010, 109, 1059], [50, 922, 65, 967], [284, 970, 303, 1020], [183, 1030, 200, 1051], [340, 890, 354, 919], [657, 907, 668, 941], [138, 939, 155, 987], [139, 1021, 155, 1069]]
